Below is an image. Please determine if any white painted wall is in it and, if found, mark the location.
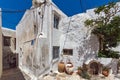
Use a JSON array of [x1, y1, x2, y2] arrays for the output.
[[59, 13, 100, 69], [2, 28, 16, 69], [16, 1, 67, 79], [0, 8, 2, 78], [0, 27, 2, 78], [58, 5, 120, 71], [16, 1, 120, 79]]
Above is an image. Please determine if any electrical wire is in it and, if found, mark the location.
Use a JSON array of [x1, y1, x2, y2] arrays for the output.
[[3, 17, 18, 25], [60, 17, 72, 57], [0, 7, 37, 13], [0, 8, 27, 13]]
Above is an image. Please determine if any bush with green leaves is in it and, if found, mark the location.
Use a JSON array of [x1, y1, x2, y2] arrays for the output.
[[85, 1, 120, 58], [80, 70, 91, 80]]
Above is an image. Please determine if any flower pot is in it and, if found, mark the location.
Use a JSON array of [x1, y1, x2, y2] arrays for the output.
[[102, 70, 109, 77], [58, 62, 65, 73], [77, 69, 82, 75], [65, 62, 74, 75]]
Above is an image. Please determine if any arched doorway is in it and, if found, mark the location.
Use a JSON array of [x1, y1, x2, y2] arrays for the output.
[[90, 62, 99, 75]]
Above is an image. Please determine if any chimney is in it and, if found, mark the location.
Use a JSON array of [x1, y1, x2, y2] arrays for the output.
[[32, 0, 51, 7]]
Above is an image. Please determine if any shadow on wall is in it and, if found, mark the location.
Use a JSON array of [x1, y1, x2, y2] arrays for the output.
[[2, 46, 18, 70]]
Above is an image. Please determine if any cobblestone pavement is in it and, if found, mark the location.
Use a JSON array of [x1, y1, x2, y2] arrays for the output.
[[0, 68, 25, 80]]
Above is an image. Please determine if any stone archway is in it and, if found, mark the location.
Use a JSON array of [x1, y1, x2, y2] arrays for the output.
[[87, 60, 102, 75], [90, 62, 99, 75]]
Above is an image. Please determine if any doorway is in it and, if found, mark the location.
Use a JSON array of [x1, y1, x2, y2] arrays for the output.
[[89, 62, 99, 75], [3, 53, 18, 70]]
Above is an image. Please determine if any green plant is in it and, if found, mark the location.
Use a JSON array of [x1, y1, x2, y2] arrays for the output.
[[102, 66, 109, 71], [98, 50, 120, 58], [78, 66, 82, 70], [80, 70, 91, 80], [85, 2, 120, 58], [118, 60, 120, 66], [78, 65, 91, 79]]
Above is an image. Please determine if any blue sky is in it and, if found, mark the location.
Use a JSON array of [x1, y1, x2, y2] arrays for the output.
[[0, 0, 118, 30]]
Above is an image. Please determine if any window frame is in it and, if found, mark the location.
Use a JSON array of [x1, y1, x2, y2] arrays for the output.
[[3, 36, 11, 46], [63, 49, 73, 56], [14, 38, 16, 50], [53, 12, 60, 29], [53, 46, 60, 59]]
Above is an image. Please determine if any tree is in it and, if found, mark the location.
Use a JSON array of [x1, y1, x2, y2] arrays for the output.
[[85, 2, 120, 58]]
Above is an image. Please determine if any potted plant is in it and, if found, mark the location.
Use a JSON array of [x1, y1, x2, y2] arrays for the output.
[[77, 67, 82, 75], [102, 66, 110, 77], [80, 70, 91, 80], [58, 60, 65, 73], [65, 60, 74, 75], [118, 60, 120, 67]]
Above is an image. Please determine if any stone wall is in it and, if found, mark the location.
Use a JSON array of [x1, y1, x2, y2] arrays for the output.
[[59, 13, 99, 69], [2, 28, 16, 69], [58, 8, 120, 71], [0, 26, 2, 78], [16, 8, 40, 77], [0, 8, 2, 78]]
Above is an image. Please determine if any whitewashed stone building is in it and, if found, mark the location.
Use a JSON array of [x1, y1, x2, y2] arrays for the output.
[[2, 28, 17, 70], [0, 9, 17, 78], [59, 13, 99, 68], [16, 0, 120, 79], [0, 8, 2, 78], [59, 11, 118, 75], [0, 27, 2, 78], [16, 0, 67, 79]]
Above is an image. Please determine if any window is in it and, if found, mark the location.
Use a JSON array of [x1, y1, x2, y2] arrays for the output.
[[63, 49, 73, 55], [54, 14, 60, 29], [31, 40, 34, 45], [53, 46, 59, 59], [4, 36, 11, 46], [14, 38, 16, 49]]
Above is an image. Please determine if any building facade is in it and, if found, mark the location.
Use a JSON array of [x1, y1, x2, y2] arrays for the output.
[[16, 0, 67, 79], [0, 27, 2, 78], [2, 28, 17, 70], [59, 13, 99, 68], [0, 8, 2, 78], [16, 0, 120, 79]]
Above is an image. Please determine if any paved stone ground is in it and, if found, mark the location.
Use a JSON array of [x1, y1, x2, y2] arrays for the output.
[[42, 72, 120, 80], [0, 68, 25, 80]]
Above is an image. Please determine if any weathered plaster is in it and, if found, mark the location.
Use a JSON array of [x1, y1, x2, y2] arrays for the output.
[[0, 8, 2, 78], [0, 27, 2, 78], [16, 1, 120, 79], [59, 13, 99, 69], [16, 0, 67, 79], [2, 28, 16, 69]]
